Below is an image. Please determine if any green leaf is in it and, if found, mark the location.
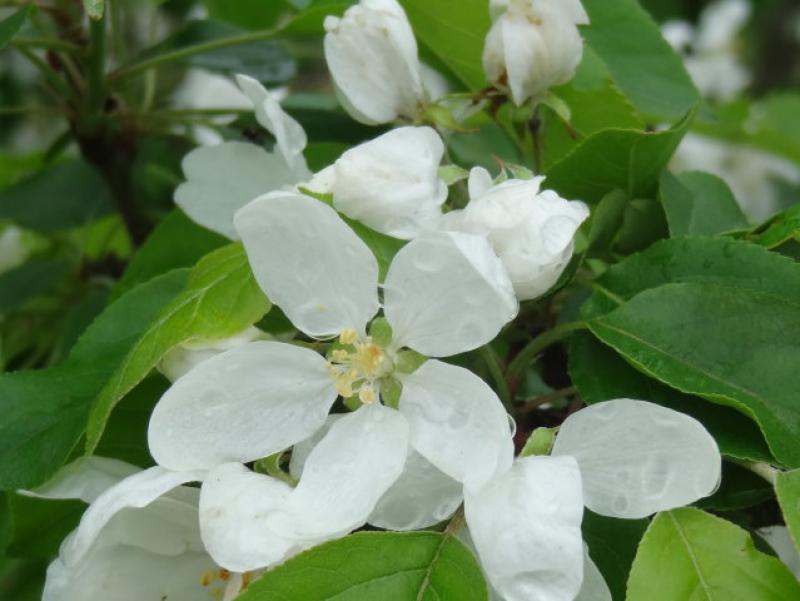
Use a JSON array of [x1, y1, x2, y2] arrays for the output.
[[238, 531, 488, 601], [626, 508, 800, 601], [111, 210, 227, 302], [696, 462, 774, 511], [585, 189, 628, 255], [83, 0, 104, 20], [0, 494, 11, 557], [581, 0, 700, 121], [343, 219, 406, 281], [203, 0, 294, 30], [660, 171, 749, 237], [0, 159, 115, 232], [0, 5, 32, 49], [6, 494, 85, 558], [0, 270, 187, 490], [0, 260, 71, 315], [543, 111, 694, 204], [399, 0, 489, 90], [582, 510, 647, 601], [776, 470, 800, 554], [749, 203, 800, 249], [589, 282, 800, 468], [85, 243, 271, 453], [569, 331, 773, 464]]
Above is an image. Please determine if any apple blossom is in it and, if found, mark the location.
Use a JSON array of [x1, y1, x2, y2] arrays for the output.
[[442, 168, 589, 300], [146, 191, 517, 566], [324, 0, 425, 124], [483, 0, 589, 106]]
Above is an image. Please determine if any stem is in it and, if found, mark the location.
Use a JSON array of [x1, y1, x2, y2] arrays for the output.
[[109, 27, 283, 81], [529, 106, 543, 173], [11, 37, 82, 52], [86, 12, 107, 116], [16, 46, 71, 98], [479, 345, 512, 409], [734, 460, 779, 486], [520, 386, 578, 414], [506, 321, 587, 387]]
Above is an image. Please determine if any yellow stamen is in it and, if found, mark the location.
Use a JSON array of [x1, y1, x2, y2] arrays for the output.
[[339, 328, 358, 345], [359, 384, 377, 404]]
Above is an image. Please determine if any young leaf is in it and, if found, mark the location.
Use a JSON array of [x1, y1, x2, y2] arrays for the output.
[[589, 282, 800, 468], [85, 243, 271, 453], [237, 531, 488, 601], [627, 508, 800, 600], [581, 0, 700, 121], [543, 110, 694, 204], [776, 470, 800, 554], [660, 171, 749, 237], [0, 270, 188, 490]]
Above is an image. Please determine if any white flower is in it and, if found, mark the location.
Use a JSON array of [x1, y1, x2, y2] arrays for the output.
[[309, 126, 448, 239], [158, 326, 265, 382], [662, 0, 751, 101], [324, 0, 425, 124], [27, 458, 236, 601], [442, 168, 589, 300], [671, 133, 800, 222], [174, 75, 311, 239], [0, 225, 32, 274], [463, 399, 721, 601], [483, 0, 589, 106], [758, 526, 800, 579], [147, 191, 518, 567]]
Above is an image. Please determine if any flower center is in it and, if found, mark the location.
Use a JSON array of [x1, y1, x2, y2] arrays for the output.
[[326, 328, 393, 404]]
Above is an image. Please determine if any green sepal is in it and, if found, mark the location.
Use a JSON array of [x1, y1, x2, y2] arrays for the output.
[[369, 317, 393, 347], [254, 452, 298, 487], [521, 426, 558, 457], [396, 349, 428, 374], [380, 377, 403, 409]]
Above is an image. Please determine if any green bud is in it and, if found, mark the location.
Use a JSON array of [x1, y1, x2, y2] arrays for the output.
[[520, 426, 558, 457]]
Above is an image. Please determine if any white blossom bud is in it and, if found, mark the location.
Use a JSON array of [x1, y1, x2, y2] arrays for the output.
[[324, 0, 425, 124], [443, 170, 589, 301], [483, 0, 589, 106], [308, 126, 447, 239]]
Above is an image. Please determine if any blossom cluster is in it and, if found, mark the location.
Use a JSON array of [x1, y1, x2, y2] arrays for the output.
[[32, 1, 725, 600]]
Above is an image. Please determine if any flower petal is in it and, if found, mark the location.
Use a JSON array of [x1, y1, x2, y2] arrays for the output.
[[22, 457, 139, 503], [369, 449, 463, 531], [175, 141, 300, 239], [235, 74, 310, 178], [384, 231, 518, 356], [148, 341, 336, 471], [464, 456, 585, 601], [552, 399, 722, 519], [62, 467, 204, 566], [276, 403, 409, 539], [234, 192, 380, 337], [43, 543, 215, 601], [575, 545, 612, 601], [199, 463, 301, 572], [329, 126, 447, 239], [398, 359, 513, 490]]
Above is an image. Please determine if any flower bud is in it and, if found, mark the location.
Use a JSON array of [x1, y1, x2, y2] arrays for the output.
[[324, 0, 425, 124], [442, 170, 589, 300], [483, 0, 589, 106], [309, 126, 447, 239]]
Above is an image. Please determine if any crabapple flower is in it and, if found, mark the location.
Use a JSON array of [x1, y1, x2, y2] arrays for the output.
[[28, 458, 230, 601], [147, 191, 517, 566], [324, 0, 425, 124], [309, 126, 448, 238], [442, 168, 589, 300], [483, 0, 589, 106], [662, 0, 751, 102], [174, 75, 311, 239], [462, 399, 721, 601]]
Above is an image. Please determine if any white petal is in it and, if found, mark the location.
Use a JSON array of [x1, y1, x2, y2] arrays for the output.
[[275, 404, 409, 539], [43, 543, 215, 601], [22, 457, 139, 503], [398, 360, 513, 490], [199, 463, 300, 572], [175, 142, 300, 239], [464, 456, 585, 601], [288, 414, 343, 480], [63, 467, 204, 566], [575, 546, 612, 601], [552, 399, 722, 519], [758, 526, 800, 579], [468, 166, 495, 199], [235, 74, 310, 178], [329, 126, 447, 239], [369, 449, 463, 530], [384, 231, 518, 356], [234, 192, 380, 338], [148, 341, 336, 471]]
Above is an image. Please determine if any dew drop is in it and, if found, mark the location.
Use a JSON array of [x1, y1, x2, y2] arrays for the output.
[[612, 495, 630, 515]]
